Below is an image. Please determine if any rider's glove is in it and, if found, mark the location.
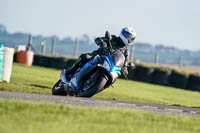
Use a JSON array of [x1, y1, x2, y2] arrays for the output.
[[79, 54, 92, 62], [95, 37, 107, 48]]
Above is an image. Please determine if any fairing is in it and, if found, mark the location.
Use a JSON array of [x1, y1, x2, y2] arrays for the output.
[[112, 50, 125, 67], [68, 50, 125, 91]]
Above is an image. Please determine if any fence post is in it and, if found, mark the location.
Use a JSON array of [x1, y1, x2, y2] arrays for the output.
[[179, 55, 182, 69], [74, 38, 79, 57], [26, 34, 38, 53], [129, 45, 135, 61], [41, 40, 47, 55], [154, 53, 159, 65], [26, 34, 32, 51], [51, 37, 55, 55]]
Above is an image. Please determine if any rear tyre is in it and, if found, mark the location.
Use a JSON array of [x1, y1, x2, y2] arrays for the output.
[[52, 80, 67, 96], [77, 75, 107, 98]]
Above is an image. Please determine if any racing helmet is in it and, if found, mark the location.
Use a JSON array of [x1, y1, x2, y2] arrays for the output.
[[119, 27, 136, 46]]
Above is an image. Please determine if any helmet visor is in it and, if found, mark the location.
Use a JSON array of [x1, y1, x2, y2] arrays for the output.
[[128, 37, 135, 44], [121, 29, 135, 44]]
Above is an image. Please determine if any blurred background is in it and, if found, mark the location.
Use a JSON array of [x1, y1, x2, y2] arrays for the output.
[[0, 0, 200, 66]]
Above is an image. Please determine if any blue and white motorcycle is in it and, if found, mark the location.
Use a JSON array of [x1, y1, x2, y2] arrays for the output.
[[52, 32, 125, 98]]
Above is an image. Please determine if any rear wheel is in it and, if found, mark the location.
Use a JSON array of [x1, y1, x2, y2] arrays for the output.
[[52, 80, 67, 96], [77, 74, 107, 98]]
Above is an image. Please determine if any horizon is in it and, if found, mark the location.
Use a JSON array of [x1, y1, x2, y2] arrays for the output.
[[1, 0, 200, 51], [0, 23, 199, 52]]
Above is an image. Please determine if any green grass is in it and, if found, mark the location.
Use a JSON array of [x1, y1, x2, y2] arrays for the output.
[[0, 63, 59, 94], [1, 63, 200, 108], [94, 80, 200, 108], [0, 99, 200, 133]]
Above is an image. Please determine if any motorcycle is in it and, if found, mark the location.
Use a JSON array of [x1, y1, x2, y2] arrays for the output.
[[52, 31, 125, 98]]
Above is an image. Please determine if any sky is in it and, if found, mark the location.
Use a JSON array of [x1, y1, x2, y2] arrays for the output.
[[0, 0, 200, 51]]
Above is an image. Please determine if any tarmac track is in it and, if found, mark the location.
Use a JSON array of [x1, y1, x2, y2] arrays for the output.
[[0, 91, 200, 117]]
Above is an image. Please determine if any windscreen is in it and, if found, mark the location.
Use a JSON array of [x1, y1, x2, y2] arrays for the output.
[[112, 50, 125, 67]]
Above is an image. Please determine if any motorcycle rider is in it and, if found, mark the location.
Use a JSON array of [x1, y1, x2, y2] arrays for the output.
[[65, 26, 136, 80]]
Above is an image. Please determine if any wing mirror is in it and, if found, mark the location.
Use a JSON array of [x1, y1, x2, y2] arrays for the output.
[[105, 31, 112, 41]]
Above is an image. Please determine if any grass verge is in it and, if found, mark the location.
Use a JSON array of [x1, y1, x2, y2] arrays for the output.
[[0, 99, 200, 133]]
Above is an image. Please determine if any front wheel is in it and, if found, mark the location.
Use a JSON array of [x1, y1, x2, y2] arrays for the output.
[[52, 80, 67, 96], [77, 75, 108, 98]]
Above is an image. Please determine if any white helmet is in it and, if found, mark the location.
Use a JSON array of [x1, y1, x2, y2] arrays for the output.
[[119, 27, 136, 46]]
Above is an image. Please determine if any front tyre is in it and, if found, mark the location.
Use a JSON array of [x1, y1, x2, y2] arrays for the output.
[[52, 80, 67, 96], [77, 75, 107, 98]]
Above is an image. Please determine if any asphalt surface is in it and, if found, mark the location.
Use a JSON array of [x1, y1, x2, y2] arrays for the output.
[[0, 90, 200, 117]]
